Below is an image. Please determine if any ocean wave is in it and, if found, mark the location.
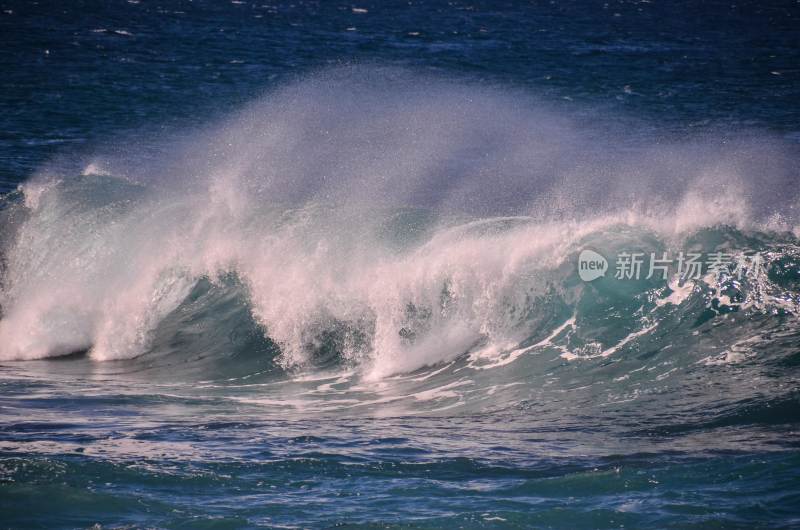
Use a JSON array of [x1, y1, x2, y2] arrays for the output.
[[0, 68, 798, 410]]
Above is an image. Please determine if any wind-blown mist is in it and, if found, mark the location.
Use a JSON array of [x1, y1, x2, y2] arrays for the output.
[[1, 67, 798, 393]]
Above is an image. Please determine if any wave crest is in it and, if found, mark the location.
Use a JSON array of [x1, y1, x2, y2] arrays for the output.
[[1, 68, 798, 387]]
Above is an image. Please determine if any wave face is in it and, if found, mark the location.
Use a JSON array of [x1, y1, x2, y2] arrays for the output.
[[1, 68, 799, 408]]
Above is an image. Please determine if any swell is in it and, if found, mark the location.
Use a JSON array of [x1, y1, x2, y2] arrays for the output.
[[0, 67, 799, 401]]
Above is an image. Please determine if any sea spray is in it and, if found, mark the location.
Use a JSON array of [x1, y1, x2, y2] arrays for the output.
[[1, 68, 798, 384]]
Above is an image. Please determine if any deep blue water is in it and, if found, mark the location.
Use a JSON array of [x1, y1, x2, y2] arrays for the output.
[[2, 1, 800, 528]]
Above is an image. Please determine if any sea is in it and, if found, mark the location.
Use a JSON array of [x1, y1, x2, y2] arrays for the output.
[[1, 1, 800, 528]]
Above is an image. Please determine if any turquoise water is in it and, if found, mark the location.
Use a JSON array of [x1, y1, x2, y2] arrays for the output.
[[2, 1, 800, 528]]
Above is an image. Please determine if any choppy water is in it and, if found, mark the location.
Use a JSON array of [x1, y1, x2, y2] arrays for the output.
[[2, 1, 800, 528]]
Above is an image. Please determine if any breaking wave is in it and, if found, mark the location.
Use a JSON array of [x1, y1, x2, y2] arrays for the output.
[[1, 68, 799, 412]]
